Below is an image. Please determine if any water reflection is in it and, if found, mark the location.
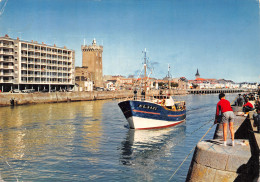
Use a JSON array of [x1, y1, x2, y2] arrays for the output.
[[0, 100, 106, 161], [120, 124, 186, 181]]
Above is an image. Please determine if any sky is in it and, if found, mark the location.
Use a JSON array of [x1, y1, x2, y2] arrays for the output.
[[0, 0, 259, 83]]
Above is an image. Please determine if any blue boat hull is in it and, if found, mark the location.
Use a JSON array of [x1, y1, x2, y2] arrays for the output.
[[118, 100, 186, 129]]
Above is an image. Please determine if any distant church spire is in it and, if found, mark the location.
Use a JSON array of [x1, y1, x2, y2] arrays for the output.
[[195, 69, 200, 79]]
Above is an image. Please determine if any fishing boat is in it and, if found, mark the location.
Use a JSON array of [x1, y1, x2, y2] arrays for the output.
[[118, 49, 186, 130]]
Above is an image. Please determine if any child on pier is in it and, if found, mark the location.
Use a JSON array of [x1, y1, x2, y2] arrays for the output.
[[215, 93, 235, 146]]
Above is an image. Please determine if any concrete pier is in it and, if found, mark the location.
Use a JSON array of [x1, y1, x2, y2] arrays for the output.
[[186, 108, 259, 182], [186, 139, 251, 181]]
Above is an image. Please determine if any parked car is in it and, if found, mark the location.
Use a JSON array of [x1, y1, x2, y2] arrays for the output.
[[22, 89, 35, 93], [11, 89, 21, 93], [95, 87, 104, 91], [41, 89, 48, 92], [66, 89, 73, 92]]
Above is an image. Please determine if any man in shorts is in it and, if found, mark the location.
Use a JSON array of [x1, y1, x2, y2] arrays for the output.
[[215, 93, 235, 146]]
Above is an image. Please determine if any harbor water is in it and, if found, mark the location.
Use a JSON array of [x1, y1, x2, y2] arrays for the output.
[[0, 93, 237, 181]]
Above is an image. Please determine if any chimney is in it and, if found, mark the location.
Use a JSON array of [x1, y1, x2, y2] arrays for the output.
[[54, 44, 56, 47], [17, 37, 19, 40], [64, 46, 67, 49], [42, 42, 44, 44], [31, 40, 33, 43], [5, 34, 9, 38]]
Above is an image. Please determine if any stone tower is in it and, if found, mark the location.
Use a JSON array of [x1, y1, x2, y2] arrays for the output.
[[81, 39, 103, 87]]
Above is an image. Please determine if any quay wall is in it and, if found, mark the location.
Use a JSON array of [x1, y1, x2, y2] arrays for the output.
[[186, 109, 259, 182], [0, 89, 188, 107], [0, 91, 133, 107]]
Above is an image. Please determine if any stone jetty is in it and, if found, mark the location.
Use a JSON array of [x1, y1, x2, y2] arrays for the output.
[[186, 107, 259, 182]]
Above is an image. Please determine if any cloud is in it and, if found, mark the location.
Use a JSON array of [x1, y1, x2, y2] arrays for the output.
[[0, 0, 8, 16]]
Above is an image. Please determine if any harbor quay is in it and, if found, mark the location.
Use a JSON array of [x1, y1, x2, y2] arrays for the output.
[[187, 88, 245, 94], [0, 88, 249, 107], [186, 106, 260, 181], [0, 90, 133, 107], [0, 89, 189, 107]]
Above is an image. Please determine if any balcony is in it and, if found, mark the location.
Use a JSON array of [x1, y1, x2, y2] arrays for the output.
[[0, 44, 14, 48], [21, 53, 28, 57], [0, 65, 14, 69], [28, 54, 35, 58], [3, 72, 14, 77], [2, 51, 14, 55], [3, 58, 14, 62], [1, 79, 14, 83]]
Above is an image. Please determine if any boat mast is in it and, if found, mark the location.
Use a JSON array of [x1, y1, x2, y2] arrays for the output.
[[168, 64, 171, 92], [143, 49, 147, 94]]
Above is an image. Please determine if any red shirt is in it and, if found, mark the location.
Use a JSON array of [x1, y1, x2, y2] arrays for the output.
[[243, 102, 253, 108], [216, 99, 233, 117]]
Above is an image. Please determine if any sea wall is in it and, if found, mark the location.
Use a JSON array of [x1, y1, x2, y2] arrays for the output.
[[0, 89, 188, 107], [0, 91, 133, 107], [186, 109, 259, 182]]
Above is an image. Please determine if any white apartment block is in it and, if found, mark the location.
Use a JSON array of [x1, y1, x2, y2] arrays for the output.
[[0, 35, 75, 92]]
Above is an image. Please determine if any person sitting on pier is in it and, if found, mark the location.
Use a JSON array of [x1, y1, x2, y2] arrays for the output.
[[214, 93, 235, 146], [253, 108, 260, 133], [242, 99, 254, 113]]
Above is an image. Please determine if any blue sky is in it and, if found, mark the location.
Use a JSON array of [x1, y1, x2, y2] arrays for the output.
[[0, 0, 259, 82]]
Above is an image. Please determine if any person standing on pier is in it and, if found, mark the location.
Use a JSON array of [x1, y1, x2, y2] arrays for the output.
[[253, 108, 260, 133], [236, 94, 243, 106], [141, 90, 145, 101], [214, 93, 235, 146], [133, 89, 137, 100]]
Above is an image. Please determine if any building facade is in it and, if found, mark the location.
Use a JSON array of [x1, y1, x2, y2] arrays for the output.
[[75, 67, 93, 91], [81, 39, 103, 88], [0, 35, 75, 92]]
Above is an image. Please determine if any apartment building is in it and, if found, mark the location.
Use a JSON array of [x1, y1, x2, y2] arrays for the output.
[[0, 35, 75, 92]]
